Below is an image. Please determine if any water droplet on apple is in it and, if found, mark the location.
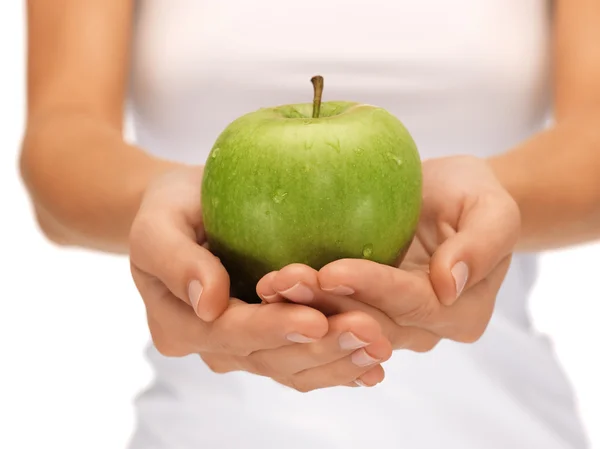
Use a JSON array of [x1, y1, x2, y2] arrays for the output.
[[386, 152, 402, 166], [272, 189, 288, 204], [362, 243, 373, 259], [265, 210, 271, 216], [211, 147, 220, 158], [354, 147, 364, 155], [326, 139, 341, 153]]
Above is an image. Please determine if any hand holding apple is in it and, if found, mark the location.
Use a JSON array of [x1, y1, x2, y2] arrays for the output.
[[201, 310, 392, 391], [258, 156, 521, 351], [129, 166, 392, 391]]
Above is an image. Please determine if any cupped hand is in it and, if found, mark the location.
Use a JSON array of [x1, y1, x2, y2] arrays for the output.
[[257, 156, 521, 351], [129, 166, 391, 391]]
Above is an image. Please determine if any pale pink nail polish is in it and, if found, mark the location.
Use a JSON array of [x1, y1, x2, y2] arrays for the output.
[[351, 349, 380, 367], [339, 332, 369, 350], [188, 279, 203, 315], [322, 285, 355, 295], [260, 292, 279, 302], [277, 282, 314, 303], [451, 261, 469, 299], [286, 333, 316, 343]]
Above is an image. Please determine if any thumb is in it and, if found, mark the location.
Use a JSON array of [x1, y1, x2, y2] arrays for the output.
[[129, 218, 230, 322], [429, 195, 520, 306]]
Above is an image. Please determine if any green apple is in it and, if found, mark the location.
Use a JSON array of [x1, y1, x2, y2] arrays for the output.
[[201, 76, 422, 303]]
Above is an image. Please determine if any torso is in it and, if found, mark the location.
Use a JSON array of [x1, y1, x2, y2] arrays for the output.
[[127, 1, 589, 448]]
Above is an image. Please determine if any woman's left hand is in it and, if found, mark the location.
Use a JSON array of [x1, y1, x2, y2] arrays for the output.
[[257, 155, 521, 352]]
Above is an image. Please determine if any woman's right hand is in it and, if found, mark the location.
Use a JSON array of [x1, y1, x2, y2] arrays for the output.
[[129, 166, 391, 391]]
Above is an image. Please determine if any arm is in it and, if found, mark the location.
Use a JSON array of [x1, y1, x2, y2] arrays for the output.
[[489, 0, 600, 251], [19, 0, 181, 254]]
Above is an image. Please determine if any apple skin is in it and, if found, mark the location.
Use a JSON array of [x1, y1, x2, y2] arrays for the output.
[[201, 101, 422, 303]]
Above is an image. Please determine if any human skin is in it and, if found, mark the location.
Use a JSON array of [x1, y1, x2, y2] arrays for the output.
[[19, 0, 600, 390]]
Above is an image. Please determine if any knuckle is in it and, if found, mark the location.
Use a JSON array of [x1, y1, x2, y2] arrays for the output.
[[452, 286, 495, 344], [148, 317, 190, 357], [456, 331, 482, 344], [455, 322, 488, 344], [287, 377, 313, 393], [208, 336, 236, 355], [234, 346, 254, 357], [201, 354, 232, 374], [213, 267, 231, 289], [305, 342, 328, 359], [247, 353, 275, 376], [411, 334, 441, 353], [153, 334, 186, 357], [208, 332, 252, 357], [396, 300, 438, 326], [208, 326, 252, 357]]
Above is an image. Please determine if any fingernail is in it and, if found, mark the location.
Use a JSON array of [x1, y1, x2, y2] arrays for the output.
[[351, 349, 380, 367], [354, 379, 369, 387], [321, 285, 355, 295], [451, 261, 469, 299], [277, 282, 314, 303], [259, 292, 279, 302], [286, 333, 316, 343], [188, 279, 203, 315], [339, 332, 369, 350]]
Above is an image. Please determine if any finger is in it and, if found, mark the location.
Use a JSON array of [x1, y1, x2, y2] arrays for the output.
[[261, 263, 350, 317], [206, 300, 329, 355], [431, 255, 511, 343], [318, 258, 438, 321], [429, 193, 520, 305], [247, 310, 383, 375], [345, 365, 386, 388], [199, 352, 241, 374], [256, 271, 281, 302], [315, 258, 475, 347], [132, 264, 210, 357], [129, 215, 230, 322], [266, 261, 440, 351], [259, 263, 319, 305], [280, 336, 392, 393], [133, 266, 329, 356]]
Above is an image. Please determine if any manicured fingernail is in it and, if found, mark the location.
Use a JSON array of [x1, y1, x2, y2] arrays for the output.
[[286, 333, 316, 343], [339, 332, 369, 350], [354, 379, 369, 387], [188, 279, 203, 315], [277, 282, 314, 303], [351, 349, 380, 367], [322, 285, 355, 295], [451, 261, 469, 299], [259, 292, 279, 302]]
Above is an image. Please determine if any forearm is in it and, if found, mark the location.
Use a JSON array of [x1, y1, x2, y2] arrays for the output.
[[19, 110, 183, 254], [489, 116, 600, 251]]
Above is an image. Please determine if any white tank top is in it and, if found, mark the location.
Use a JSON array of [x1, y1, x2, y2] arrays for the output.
[[127, 1, 589, 448]]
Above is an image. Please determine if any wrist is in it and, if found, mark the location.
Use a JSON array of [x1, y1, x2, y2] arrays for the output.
[[124, 150, 187, 218], [486, 153, 523, 210]]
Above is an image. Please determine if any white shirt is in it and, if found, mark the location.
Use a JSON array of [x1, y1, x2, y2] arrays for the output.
[[127, 1, 589, 447]]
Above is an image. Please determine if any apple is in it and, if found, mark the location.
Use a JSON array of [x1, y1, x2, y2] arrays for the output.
[[201, 76, 422, 303]]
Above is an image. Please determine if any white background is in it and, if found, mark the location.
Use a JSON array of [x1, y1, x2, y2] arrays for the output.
[[0, 3, 598, 448]]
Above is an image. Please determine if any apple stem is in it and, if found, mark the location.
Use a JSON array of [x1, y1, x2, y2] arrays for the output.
[[310, 75, 324, 118]]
